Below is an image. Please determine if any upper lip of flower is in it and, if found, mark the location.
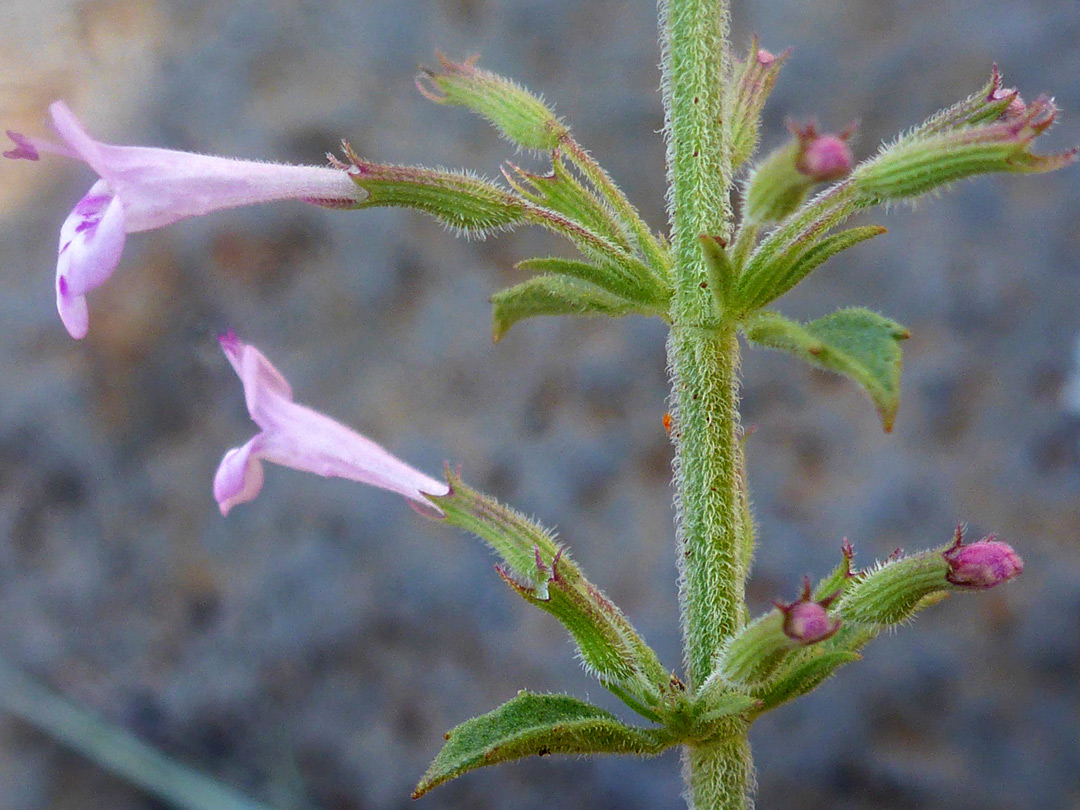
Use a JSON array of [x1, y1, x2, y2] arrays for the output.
[[4, 101, 367, 339]]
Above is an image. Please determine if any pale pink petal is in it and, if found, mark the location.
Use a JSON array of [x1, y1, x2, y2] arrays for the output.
[[48, 101, 111, 179], [57, 183, 127, 297], [214, 437, 266, 516], [218, 331, 294, 420], [55, 275, 89, 340]]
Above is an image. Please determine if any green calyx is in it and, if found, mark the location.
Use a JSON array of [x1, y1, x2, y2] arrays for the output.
[[836, 548, 953, 627], [742, 140, 816, 225], [417, 54, 568, 152], [343, 151, 526, 236], [727, 36, 790, 170], [432, 472, 669, 711], [854, 94, 1076, 201]]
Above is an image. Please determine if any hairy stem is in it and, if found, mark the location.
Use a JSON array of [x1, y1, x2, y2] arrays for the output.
[[683, 732, 755, 810], [660, 0, 752, 807]]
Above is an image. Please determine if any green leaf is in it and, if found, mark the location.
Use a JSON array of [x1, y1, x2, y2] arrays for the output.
[[696, 692, 761, 728], [736, 225, 887, 313], [504, 158, 634, 252], [699, 235, 737, 317], [751, 651, 860, 714], [742, 308, 909, 431], [413, 692, 674, 797], [522, 206, 666, 290], [516, 256, 669, 307], [492, 275, 657, 341]]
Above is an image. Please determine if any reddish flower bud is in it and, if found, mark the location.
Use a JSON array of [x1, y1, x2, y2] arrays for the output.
[[774, 577, 841, 645], [792, 121, 856, 182], [943, 526, 1023, 590]]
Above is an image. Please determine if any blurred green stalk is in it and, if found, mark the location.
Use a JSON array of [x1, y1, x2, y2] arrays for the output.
[[0, 659, 273, 810]]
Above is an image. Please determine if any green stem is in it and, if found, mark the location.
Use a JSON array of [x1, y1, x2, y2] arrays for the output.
[[684, 733, 755, 810], [660, 0, 753, 807]]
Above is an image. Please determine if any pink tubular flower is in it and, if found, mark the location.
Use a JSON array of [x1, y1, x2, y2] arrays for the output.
[[214, 332, 449, 517], [4, 102, 366, 339]]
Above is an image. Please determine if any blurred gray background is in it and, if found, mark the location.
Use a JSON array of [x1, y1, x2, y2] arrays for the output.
[[0, 0, 1078, 808]]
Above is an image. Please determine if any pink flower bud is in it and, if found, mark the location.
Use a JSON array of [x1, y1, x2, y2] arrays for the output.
[[943, 526, 1023, 590], [774, 577, 841, 645], [791, 120, 856, 182]]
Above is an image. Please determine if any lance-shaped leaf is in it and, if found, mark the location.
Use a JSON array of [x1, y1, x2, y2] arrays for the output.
[[340, 147, 526, 236], [699, 235, 737, 318], [416, 54, 568, 152], [413, 692, 675, 797], [741, 181, 866, 286], [853, 96, 1076, 201], [555, 137, 672, 278], [521, 203, 668, 291], [695, 692, 761, 729], [742, 308, 909, 432], [516, 256, 669, 307], [750, 650, 861, 715], [433, 474, 669, 704], [504, 156, 633, 252], [415, 55, 669, 275], [491, 275, 663, 342], [735, 225, 887, 314], [728, 37, 791, 169]]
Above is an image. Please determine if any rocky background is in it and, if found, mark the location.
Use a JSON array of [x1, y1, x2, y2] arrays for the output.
[[0, 0, 1078, 808]]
